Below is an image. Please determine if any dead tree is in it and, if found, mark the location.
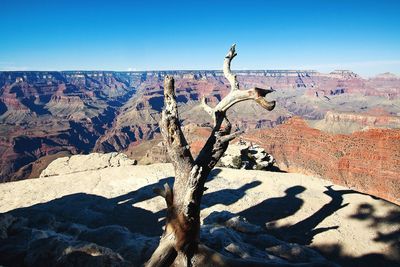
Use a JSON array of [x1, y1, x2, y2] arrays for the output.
[[145, 45, 279, 267]]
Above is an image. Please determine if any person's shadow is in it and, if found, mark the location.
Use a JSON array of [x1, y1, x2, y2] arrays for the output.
[[275, 185, 367, 245], [238, 185, 306, 227]]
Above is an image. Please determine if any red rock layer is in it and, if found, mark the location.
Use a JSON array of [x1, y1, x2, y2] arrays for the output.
[[245, 117, 400, 205]]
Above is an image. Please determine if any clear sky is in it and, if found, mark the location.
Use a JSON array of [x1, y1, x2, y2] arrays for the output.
[[1, 0, 399, 77]]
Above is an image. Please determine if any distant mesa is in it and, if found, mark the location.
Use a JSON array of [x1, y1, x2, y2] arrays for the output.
[[375, 72, 398, 79]]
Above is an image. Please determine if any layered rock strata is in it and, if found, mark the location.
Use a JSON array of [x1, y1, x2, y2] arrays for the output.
[[245, 117, 400, 204]]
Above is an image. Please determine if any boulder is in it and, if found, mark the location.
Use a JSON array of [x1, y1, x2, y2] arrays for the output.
[[218, 140, 275, 170]]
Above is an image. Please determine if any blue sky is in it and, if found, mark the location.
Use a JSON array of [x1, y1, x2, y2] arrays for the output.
[[0, 0, 399, 76]]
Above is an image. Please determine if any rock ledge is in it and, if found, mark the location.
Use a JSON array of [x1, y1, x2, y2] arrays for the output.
[[40, 152, 137, 177]]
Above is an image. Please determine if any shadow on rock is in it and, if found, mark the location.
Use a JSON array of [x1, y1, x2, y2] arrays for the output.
[[0, 177, 178, 266], [238, 185, 305, 226], [0, 169, 227, 266], [202, 180, 262, 208], [274, 186, 372, 245], [204, 183, 399, 267]]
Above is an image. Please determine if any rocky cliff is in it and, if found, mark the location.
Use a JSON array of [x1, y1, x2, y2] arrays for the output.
[[244, 117, 400, 205], [40, 152, 137, 177], [0, 71, 138, 182], [1, 70, 399, 182], [310, 110, 400, 134]]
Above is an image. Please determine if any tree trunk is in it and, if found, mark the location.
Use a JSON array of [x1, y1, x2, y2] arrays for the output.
[[144, 45, 329, 267], [146, 76, 230, 267]]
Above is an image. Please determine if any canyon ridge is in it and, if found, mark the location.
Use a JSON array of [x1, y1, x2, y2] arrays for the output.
[[1, 70, 398, 204]]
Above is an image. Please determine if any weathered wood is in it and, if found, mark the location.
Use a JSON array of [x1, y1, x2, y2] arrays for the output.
[[214, 86, 275, 113], [161, 75, 194, 176], [153, 183, 173, 207], [145, 235, 177, 267], [224, 44, 239, 91], [145, 45, 277, 267], [202, 44, 276, 121]]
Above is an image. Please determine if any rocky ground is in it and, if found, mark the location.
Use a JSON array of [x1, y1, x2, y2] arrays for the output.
[[0, 158, 399, 266]]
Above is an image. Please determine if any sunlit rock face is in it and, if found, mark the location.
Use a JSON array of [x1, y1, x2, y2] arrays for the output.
[[40, 152, 137, 177], [244, 117, 400, 205], [217, 140, 275, 170], [1, 70, 399, 182]]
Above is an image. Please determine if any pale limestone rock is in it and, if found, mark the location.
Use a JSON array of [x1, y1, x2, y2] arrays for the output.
[[40, 152, 137, 177], [218, 141, 275, 170], [1, 164, 398, 266]]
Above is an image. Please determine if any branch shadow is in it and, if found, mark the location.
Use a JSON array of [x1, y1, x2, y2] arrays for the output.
[[206, 168, 223, 182], [202, 180, 262, 208], [203, 181, 400, 267], [6, 177, 175, 237], [0, 169, 228, 266], [336, 202, 400, 266], [271, 186, 361, 245], [0, 176, 181, 266]]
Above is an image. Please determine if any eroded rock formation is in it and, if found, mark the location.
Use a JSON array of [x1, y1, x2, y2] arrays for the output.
[[244, 117, 400, 204], [1, 70, 399, 182], [218, 140, 275, 170]]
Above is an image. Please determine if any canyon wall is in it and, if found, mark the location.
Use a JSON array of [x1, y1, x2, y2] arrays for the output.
[[244, 117, 400, 204], [1, 70, 399, 182]]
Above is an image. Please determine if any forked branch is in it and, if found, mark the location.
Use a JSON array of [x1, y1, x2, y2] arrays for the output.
[[147, 45, 279, 267], [202, 44, 276, 121]]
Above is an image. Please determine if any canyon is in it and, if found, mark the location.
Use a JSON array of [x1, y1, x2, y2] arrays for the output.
[[0, 70, 399, 187], [244, 117, 400, 205], [137, 116, 400, 205]]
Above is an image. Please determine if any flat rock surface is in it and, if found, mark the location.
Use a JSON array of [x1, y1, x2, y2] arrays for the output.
[[0, 164, 399, 266], [40, 152, 137, 177]]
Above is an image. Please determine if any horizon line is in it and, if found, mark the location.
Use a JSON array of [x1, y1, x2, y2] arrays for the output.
[[0, 68, 399, 76], [1, 69, 398, 79]]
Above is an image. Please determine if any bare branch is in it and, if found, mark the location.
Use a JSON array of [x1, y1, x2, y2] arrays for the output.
[[153, 183, 173, 207], [224, 44, 239, 91], [214, 87, 275, 113], [195, 113, 231, 171], [219, 130, 244, 144], [145, 236, 177, 267], [200, 97, 213, 116], [161, 75, 194, 172], [201, 45, 276, 122]]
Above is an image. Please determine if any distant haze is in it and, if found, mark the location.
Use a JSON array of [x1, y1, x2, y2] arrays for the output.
[[1, 0, 399, 77]]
